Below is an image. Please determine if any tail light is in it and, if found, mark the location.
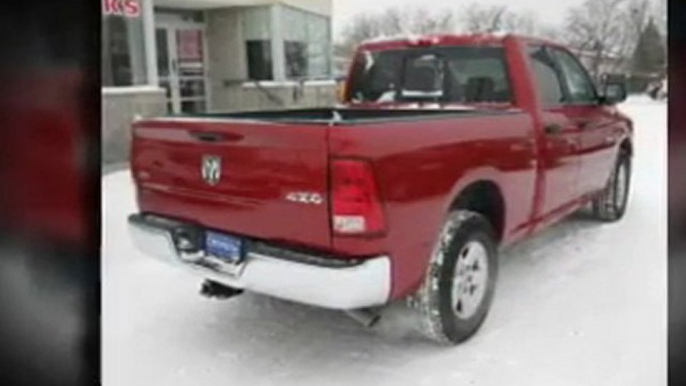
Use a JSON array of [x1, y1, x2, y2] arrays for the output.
[[330, 159, 386, 236]]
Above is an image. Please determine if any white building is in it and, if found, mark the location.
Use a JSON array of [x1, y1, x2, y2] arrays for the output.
[[102, 0, 335, 164]]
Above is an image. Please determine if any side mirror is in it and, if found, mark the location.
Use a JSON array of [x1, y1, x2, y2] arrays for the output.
[[599, 73, 627, 105]]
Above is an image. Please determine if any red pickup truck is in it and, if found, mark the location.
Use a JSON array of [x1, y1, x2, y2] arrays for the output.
[[128, 34, 633, 344]]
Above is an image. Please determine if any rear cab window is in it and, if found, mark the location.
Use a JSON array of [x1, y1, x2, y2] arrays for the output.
[[347, 45, 513, 104]]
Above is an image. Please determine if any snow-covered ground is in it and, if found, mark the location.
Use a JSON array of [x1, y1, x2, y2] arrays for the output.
[[103, 96, 666, 386]]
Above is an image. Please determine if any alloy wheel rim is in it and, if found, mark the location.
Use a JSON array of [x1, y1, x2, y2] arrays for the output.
[[451, 240, 489, 319]]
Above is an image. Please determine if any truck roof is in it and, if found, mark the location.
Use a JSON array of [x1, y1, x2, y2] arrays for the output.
[[357, 33, 560, 51]]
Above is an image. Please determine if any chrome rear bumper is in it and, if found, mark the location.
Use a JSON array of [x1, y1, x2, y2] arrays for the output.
[[128, 214, 391, 310]]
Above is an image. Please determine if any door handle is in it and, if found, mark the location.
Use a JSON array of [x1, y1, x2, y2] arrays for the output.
[[544, 123, 562, 135], [189, 131, 243, 143], [190, 131, 224, 142]]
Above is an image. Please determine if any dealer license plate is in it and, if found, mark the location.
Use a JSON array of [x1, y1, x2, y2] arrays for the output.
[[205, 231, 243, 264]]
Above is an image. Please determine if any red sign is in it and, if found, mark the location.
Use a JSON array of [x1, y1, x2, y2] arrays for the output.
[[103, 0, 141, 18], [177, 30, 203, 62]]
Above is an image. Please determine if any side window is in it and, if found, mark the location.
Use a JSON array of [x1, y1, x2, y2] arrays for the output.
[[552, 49, 598, 104], [527, 46, 565, 105]]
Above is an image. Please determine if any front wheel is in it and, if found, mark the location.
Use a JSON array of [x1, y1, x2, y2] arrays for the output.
[[592, 152, 631, 222], [411, 210, 499, 345]]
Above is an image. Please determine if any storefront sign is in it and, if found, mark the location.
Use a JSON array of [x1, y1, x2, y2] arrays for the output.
[[103, 0, 141, 18]]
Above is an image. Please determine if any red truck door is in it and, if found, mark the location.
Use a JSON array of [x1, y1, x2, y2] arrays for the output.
[[549, 47, 620, 195], [526, 45, 583, 218]]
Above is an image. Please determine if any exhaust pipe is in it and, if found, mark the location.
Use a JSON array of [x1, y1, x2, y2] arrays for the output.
[[200, 280, 244, 300], [345, 308, 381, 328]]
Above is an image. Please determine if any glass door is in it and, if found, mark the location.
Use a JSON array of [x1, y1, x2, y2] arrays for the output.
[[155, 27, 174, 112], [175, 28, 207, 113], [155, 25, 208, 114]]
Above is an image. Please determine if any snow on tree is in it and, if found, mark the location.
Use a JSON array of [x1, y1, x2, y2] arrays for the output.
[[562, 0, 666, 80], [338, 3, 545, 59], [338, 6, 455, 57], [335, 0, 667, 81], [630, 17, 666, 77], [563, 0, 629, 79], [459, 4, 539, 35]]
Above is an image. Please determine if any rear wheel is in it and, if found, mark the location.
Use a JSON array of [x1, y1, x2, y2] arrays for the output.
[[411, 210, 498, 344], [592, 152, 631, 222]]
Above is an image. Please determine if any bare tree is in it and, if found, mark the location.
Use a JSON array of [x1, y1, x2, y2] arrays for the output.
[[650, 0, 667, 41], [560, 0, 667, 80], [340, 14, 382, 49], [631, 0, 666, 54], [538, 24, 563, 41], [409, 7, 455, 35], [338, 6, 455, 57], [627, 0, 651, 35], [459, 4, 508, 34], [458, 4, 540, 35], [617, 0, 655, 60], [501, 10, 539, 35], [564, 0, 630, 78]]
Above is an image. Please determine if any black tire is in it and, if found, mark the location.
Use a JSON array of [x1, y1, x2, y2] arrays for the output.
[[592, 151, 631, 222], [411, 210, 499, 345]]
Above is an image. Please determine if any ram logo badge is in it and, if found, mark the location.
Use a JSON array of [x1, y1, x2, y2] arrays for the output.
[[285, 192, 324, 205], [201, 155, 222, 186]]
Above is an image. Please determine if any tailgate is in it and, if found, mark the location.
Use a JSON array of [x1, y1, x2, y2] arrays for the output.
[[131, 118, 331, 250]]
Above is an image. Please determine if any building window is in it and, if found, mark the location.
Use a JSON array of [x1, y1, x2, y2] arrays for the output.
[[102, 0, 148, 86], [243, 7, 273, 81], [246, 41, 273, 80], [285, 41, 308, 78], [282, 6, 331, 79]]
